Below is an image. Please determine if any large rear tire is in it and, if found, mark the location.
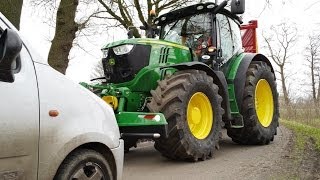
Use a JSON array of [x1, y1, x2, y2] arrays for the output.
[[147, 70, 223, 161], [227, 62, 279, 145]]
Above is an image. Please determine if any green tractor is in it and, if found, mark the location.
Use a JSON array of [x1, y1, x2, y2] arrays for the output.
[[82, 0, 279, 161]]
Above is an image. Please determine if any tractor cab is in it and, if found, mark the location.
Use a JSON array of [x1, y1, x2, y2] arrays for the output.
[[152, 1, 245, 68]]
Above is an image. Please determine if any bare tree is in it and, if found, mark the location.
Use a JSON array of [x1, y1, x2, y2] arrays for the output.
[[262, 22, 298, 106], [305, 34, 320, 104], [96, 0, 195, 38], [47, 0, 80, 74], [0, 0, 23, 30], [304, 0, 320, 11], [31, 0, 197, 74]]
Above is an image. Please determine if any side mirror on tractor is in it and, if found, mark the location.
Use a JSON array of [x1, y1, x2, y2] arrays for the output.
[[231, 0, 245, 14], [139, 9, 159, 38], [127, 26, 135, 39], [0, 29, 22, 83]]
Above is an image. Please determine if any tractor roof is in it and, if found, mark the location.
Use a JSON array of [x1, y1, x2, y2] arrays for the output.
[[154, 2, 242, 26]]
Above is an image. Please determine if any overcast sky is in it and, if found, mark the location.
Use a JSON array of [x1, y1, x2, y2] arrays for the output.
[[19, 0, 320, 99]]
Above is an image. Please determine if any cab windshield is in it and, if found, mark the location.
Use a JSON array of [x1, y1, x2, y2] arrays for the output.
[[161, 13, 213, 52]]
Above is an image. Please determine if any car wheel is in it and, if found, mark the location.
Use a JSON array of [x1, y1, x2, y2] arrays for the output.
[[54, 149, 114, 180]]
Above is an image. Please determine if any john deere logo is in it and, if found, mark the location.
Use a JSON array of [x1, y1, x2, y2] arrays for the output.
[[108, 58, 115, 66]]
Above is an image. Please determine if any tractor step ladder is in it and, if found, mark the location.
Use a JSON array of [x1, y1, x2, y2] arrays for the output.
[[226, 20, 259, 129], [227, 86, 244, 128]]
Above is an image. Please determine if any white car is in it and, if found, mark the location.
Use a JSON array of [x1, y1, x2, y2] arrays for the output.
[[0, 13, 123, 180]]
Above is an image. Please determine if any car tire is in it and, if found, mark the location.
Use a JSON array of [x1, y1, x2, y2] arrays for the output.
[[54, 149, 114, 180]]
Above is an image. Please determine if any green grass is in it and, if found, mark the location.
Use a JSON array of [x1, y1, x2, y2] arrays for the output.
[[290, 118, 320, 129], [279, 119, 320, 179], [281, 119, 320, 152]]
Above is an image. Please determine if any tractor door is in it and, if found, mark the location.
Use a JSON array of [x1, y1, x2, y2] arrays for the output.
[[215, 13, 242, 65]]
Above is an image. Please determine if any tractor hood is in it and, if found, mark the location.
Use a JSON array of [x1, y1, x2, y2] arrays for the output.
[[102, 38, 188, 50], [101, 38, 191, 85]]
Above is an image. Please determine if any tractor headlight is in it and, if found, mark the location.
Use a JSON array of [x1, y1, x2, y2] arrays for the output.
[[102, 49, 109, 58], [113, 44, 134, 55]]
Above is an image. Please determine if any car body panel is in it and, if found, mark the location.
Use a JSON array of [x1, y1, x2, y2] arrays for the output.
[[0, 45, 39, 180], [112, 139, 124, 180], [34, 63, 120, 179]]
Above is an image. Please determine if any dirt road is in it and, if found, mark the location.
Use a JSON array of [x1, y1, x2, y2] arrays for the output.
[[123, 126, 291, 180]]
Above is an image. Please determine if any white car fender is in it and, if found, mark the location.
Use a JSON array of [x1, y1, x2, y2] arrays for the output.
[[38, 132, 119, 179], [34, 62, 121, 179]]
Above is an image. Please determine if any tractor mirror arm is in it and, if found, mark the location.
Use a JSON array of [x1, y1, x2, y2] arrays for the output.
[[213, 0, 228, 14], [139, 22, 160, 38], [139, 26, 146, 30], [140, 22, 149, 30]]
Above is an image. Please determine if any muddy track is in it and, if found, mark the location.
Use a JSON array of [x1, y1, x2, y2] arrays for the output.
[[123, 126, 291, 180]]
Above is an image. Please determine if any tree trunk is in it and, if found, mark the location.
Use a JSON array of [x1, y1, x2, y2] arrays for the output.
[[280, 66, 290, 105], [0, 0, 23, 30], [310, 56, 317, 104], [48, 0, 79, 74], [316, 75, 320, 116]]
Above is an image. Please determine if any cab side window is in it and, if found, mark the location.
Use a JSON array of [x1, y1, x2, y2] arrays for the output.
[[229, 18, 242, 54], [216, 14, 233, 62], [216, 14, 241, 62]]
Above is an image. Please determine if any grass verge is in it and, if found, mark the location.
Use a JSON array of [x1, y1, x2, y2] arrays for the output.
[[277, 119, 320, 179], [281, 119, 320, 152]]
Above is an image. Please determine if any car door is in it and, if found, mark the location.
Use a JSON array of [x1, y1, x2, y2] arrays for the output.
[[0, 18, 39, 179]]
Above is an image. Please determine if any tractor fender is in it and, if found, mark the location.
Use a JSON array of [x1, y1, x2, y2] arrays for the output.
[[161, 62, 232, 122], [234, 53, 275, 112]]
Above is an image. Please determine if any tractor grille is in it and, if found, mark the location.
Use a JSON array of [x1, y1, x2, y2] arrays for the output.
[[102, 44, 151, 84]]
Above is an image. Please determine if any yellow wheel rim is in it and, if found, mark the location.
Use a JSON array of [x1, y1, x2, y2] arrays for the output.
[[187, 92, 213, 139], [255, 79, 274, 127]]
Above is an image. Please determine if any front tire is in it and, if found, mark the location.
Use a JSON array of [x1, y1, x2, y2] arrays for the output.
[[54, 149, 114, 180], [147, 70, 223, 161], [227, 62, 279, 145]]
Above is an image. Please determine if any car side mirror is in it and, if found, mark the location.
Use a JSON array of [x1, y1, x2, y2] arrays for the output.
[[231, 0, 245, 14], [0, 29, 22, 83]]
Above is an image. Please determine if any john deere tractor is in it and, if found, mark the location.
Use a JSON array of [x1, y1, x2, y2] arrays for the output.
[[82, 0, 279, 161]]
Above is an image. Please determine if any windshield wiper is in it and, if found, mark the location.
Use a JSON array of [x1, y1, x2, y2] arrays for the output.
[[90, 77, 106, 81], [163, 19, 180, 38]]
